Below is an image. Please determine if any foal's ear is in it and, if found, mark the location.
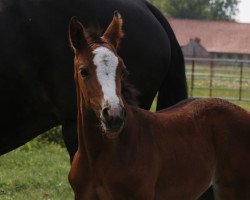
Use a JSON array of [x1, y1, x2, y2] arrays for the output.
[[103, 11, 124, 49], [69, 17, 87, 53]]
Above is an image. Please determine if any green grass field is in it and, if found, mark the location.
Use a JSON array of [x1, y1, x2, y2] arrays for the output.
[[0, 139, 73, 200]]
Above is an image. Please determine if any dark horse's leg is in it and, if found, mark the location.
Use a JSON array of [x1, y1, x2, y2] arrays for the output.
[[62, 120, 78, 162], [198, 187, 214, 200], [145, 2, 188, 109]]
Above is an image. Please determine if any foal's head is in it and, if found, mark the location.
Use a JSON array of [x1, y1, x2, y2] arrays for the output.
[[69, 12, 126, 138]]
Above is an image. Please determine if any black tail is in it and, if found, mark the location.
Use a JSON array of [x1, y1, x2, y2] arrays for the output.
[[145, 2, 188, 110]]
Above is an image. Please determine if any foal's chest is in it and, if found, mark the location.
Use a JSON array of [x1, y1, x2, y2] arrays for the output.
[[88, 162, 157, 200]]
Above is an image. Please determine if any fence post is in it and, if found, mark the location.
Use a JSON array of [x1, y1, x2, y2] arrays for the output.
[[209, 61, 214, 97], [190, 59, 195, 97], [239, 62, 243, 101]]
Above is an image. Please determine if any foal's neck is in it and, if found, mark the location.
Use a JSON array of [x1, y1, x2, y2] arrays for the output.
[[78, 104, 103, 162]]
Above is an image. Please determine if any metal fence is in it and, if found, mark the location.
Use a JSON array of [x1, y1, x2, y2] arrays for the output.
[[185, 57, 250, 102]]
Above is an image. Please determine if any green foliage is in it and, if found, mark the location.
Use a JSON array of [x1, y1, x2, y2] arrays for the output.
[[209, 0, 239, 20], [168, 0, 210, 19], [149, 0, 170, 16], [149, 0, 240, 20], [38, 126, 65, 147], [20, 126, 65, 151]]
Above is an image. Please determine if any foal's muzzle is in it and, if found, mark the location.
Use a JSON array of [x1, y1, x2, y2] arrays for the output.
[[101, 105, 126, 138]]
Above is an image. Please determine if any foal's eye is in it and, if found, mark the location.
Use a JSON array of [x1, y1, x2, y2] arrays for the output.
[[79, 67, 89, 77]]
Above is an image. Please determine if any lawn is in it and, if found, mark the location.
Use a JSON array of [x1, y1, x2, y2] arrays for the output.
[[0, 139, 73, 200]]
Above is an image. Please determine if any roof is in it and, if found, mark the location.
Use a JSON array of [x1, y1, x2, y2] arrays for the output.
[[169, 18, 250, 54]]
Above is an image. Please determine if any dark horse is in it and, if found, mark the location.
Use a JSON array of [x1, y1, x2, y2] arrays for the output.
[[0, 0, 187, 159], [68, 12, 250, 199]]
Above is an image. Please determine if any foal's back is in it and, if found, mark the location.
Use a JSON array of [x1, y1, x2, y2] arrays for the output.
[[147, 98, 250, 199]]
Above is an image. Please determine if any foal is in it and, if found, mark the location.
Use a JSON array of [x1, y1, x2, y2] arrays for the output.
[[68, 12, 250, 200]]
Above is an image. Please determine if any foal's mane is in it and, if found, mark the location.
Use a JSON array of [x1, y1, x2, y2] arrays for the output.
[[84, 26, 140, 106], [120, 67, 140, 106]]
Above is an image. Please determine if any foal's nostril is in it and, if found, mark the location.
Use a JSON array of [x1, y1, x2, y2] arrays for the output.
[[102, 107, 110, 119]]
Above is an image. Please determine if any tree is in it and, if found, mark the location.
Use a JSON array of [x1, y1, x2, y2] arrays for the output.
[[209, 0, 239, 20], [149, 0, 240, 21], [167, 0, 210, 19], [149, 0, 170, 16]]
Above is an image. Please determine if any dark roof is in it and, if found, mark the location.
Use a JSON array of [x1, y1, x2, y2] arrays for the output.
[[169, 18, 250, 54]]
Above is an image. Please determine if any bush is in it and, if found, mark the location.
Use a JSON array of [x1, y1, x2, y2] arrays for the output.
[[38, 126, 65, 147], [20, 126, 65, 151]]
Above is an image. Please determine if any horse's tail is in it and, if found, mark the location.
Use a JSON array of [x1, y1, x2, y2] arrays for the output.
[[145, 2, 188, 110]]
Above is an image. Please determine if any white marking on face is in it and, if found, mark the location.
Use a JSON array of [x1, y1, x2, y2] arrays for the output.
[[93, 46, 119, 107]]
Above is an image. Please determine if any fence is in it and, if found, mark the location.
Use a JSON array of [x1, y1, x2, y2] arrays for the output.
[[185, 57, 250, 102]]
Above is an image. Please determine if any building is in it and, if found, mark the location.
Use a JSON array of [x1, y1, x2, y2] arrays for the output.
[[169, 18, 250, 60]]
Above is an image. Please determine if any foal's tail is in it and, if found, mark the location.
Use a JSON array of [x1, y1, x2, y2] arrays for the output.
[[145, 2, 188, 110]]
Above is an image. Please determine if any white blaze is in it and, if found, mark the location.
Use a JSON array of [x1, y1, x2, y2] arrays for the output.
[[93, 46, 119, 107]]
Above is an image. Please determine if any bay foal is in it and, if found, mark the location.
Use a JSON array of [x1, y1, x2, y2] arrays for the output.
[[68, 12, 250, 200]]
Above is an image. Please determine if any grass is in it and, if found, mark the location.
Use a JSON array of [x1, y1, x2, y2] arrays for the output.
[[0, 139, 73, 200]]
